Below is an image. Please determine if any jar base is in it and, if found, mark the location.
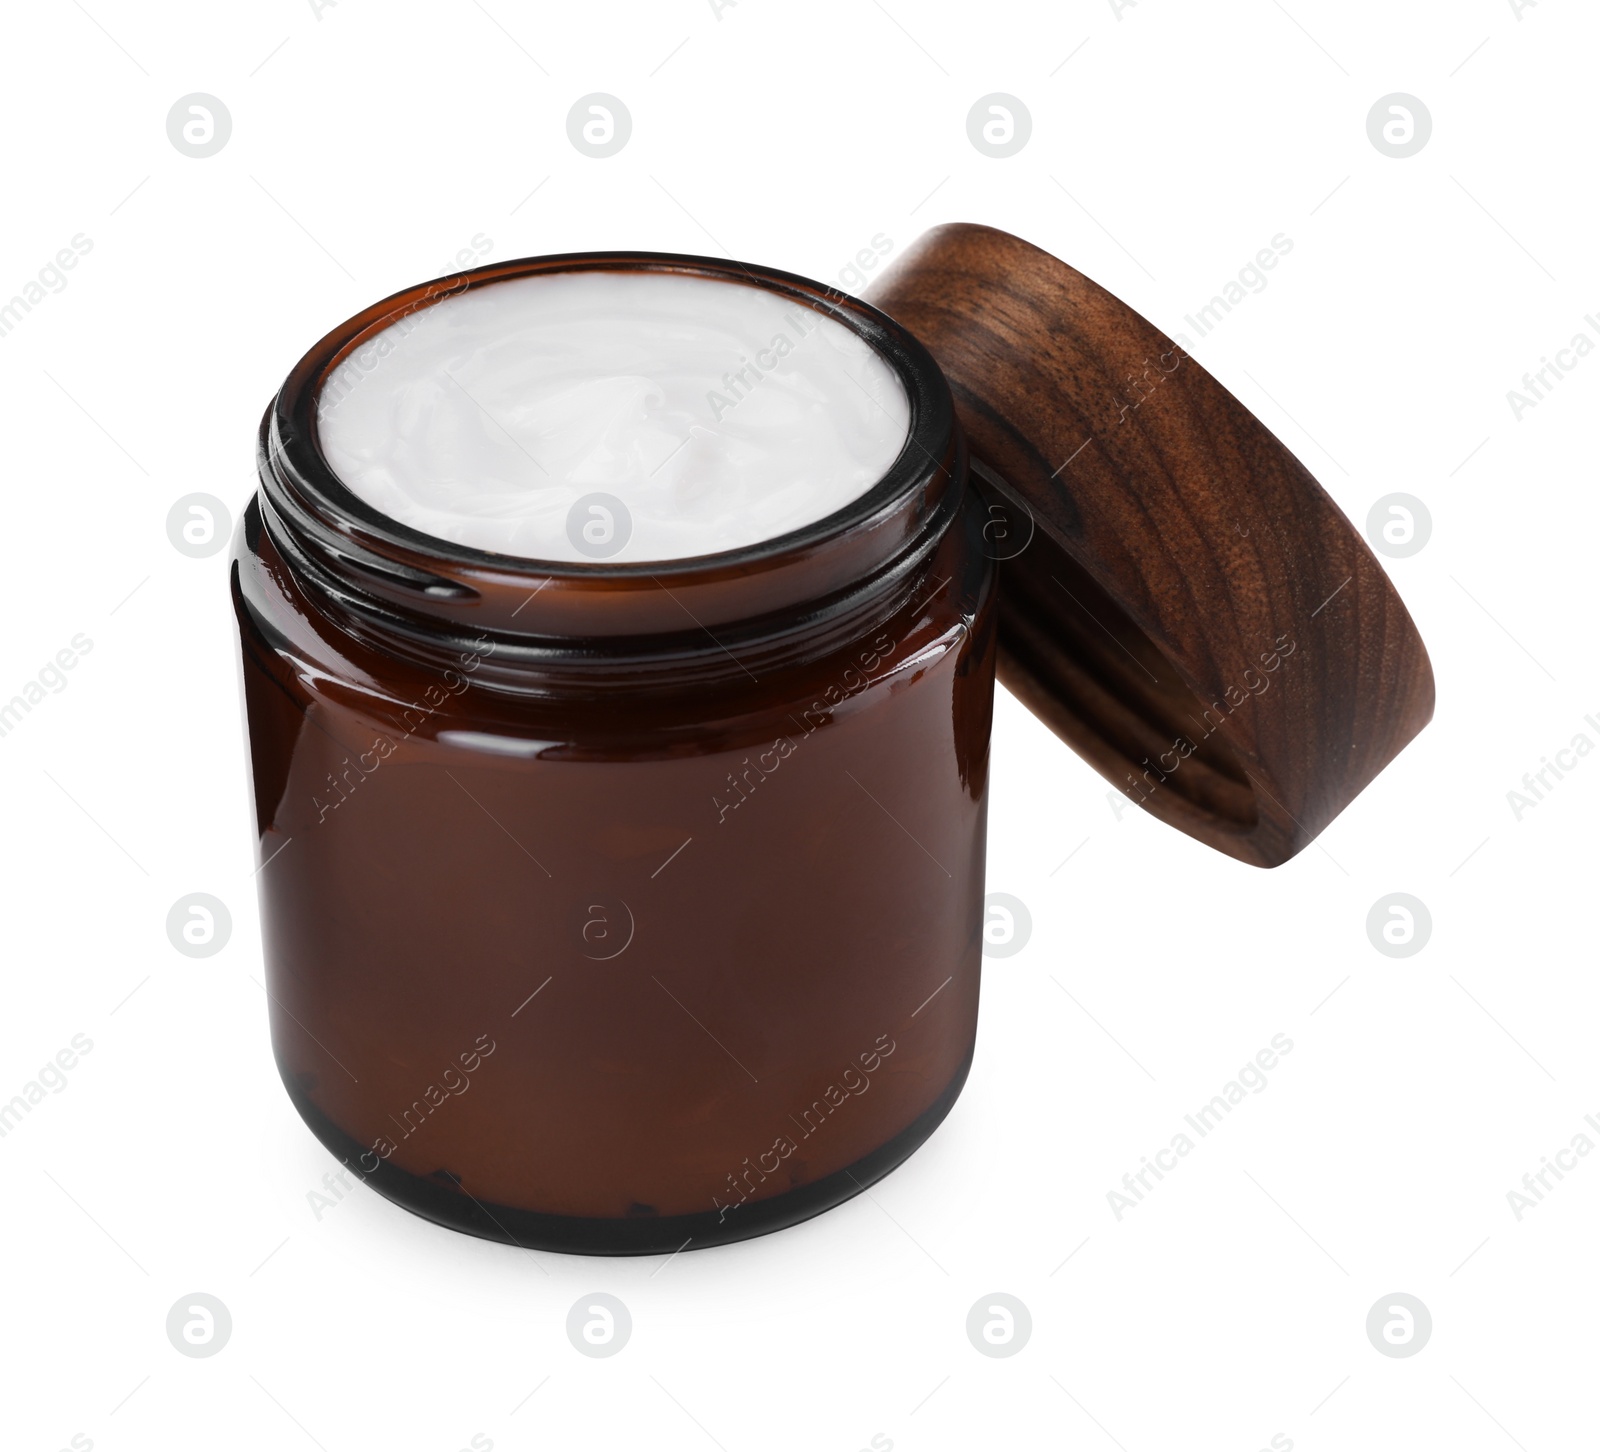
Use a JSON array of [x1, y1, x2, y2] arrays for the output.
[[278, 1047, 974, 1257]]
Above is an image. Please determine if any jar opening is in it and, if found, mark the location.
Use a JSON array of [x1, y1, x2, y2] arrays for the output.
[[258, 252, 962, 652]]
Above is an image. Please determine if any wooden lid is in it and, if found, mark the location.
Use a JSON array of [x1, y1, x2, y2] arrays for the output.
[[866, 223, 1434, 868]]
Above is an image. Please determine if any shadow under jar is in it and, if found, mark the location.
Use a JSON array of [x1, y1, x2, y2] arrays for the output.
[[232, 252, 996, 1255]]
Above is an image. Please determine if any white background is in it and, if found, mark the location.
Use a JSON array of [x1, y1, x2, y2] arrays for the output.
[[1, 1, 1594, 1449]]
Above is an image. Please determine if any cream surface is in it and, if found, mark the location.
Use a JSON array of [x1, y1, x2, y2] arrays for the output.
[[315, 270, 911, 563]]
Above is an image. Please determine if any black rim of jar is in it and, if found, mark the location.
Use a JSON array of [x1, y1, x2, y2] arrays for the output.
[[254, 251, 965, 675]]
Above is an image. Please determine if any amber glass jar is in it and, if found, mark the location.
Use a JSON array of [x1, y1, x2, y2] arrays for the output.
[[232, 253, 995, 1254]]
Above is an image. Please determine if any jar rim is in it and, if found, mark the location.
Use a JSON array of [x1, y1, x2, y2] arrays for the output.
[[259, 251, 962, 644]]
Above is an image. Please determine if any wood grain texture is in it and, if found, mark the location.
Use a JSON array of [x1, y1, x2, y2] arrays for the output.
[[868, 223, 1435, 867]]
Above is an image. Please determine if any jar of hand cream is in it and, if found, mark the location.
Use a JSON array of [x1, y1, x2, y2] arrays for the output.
[[236, 228, 1434, 1255], [233, 252, 993, 1254]]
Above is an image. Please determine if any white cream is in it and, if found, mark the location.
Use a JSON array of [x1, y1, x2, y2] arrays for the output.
[[315, 270, 911, 563]]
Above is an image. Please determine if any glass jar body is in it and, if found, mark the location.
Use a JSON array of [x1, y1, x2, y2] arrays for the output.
[[233, 497, 994, 1253]]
